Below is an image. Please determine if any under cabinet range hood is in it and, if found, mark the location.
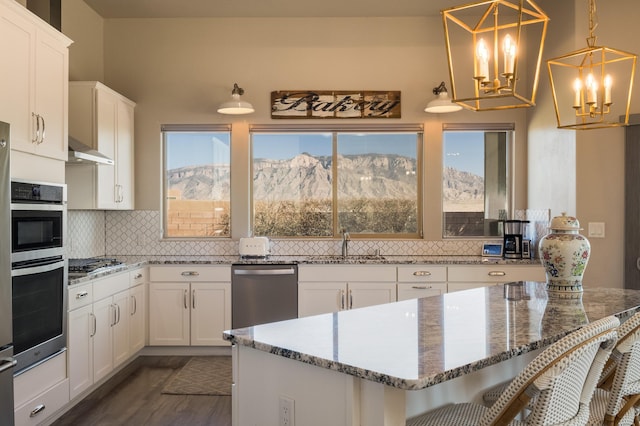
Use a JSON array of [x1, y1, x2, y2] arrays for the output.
[[67, 136, 114, 165]]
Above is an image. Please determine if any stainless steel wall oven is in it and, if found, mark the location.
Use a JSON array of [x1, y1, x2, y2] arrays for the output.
[[10, 180, 67, 373]]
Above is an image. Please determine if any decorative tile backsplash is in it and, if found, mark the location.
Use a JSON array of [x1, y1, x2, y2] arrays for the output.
[[67, 209, 550, 259]]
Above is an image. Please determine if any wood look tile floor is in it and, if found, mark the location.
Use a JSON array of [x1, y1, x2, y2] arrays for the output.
[[52, 356, 232, 426]]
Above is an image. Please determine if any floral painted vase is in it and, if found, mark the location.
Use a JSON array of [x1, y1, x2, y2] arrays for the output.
[[538, 213, 591, 293]]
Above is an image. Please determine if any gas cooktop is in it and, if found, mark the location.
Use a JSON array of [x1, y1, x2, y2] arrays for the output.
[[68, 257, 125, 278]]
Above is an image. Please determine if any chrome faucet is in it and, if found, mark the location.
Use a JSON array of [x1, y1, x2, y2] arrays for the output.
[[341, 228, 350, 259]]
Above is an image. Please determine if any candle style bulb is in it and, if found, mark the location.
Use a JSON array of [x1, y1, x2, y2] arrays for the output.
[[503, 34, 516, 75], [586, 73, 597, 104], [573, 78, 582, 108], [475, 38, 490, 81], [604, 74, 612, 105]]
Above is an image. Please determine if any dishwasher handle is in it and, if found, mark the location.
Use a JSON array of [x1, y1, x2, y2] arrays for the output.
[[233, 267, 296, 276]]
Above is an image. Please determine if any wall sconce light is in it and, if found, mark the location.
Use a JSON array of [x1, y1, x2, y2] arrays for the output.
[[424, 82, 463, 113], [217, 83, 255, 115], [442, 0, 549, 111], [547, 0, 637, 130]]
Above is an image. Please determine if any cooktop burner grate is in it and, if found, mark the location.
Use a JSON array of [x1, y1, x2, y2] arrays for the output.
[[68, 257, 124, 275]]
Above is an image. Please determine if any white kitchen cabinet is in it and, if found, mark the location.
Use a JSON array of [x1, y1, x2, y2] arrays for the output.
[[397, 265, 448, 301], [129, 268, 147, 353], [66, 81, 136, 210], [67, 271, 135, 400], [13, 351, 69, 426], [148, 266, 231, 346], [447, 264, 545, 293], [298, 265, 396, 317], [0, 1, 71, 162]]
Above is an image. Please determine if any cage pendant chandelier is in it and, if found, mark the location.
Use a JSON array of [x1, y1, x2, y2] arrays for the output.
[[547, 0, 637, 130], [442, 0, 549, 111]]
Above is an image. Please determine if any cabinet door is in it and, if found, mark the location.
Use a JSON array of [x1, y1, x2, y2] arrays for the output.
[[32, 29, 67, 160], [129, 284, 146, 353], [95, 88, 118, 209], [148, 283, 190, 346], [298, 282, 347, 317], [112, 290, 130, 368], [348, 282, 396, 310], [115, 100, 135, 209], [92, 297, 114, 383], [191, 282, 231, 346], [67, 305, 94, 400], [0, 6, 35, 153]]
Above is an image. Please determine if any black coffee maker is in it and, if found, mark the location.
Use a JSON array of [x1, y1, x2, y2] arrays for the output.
[[503, 220, 524, 259]]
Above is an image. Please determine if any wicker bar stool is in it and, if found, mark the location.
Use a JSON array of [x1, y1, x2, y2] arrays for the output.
[[406, 315, 619, 426]]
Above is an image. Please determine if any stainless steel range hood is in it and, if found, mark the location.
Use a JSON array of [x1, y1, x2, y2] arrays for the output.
[[67, 136, 114, 165]]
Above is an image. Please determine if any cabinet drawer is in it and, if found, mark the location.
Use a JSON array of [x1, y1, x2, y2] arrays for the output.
[[150, 265, 231, 282], [68, 283, 93, 310], [397, 265, 447, 282], [130, 267, 148, 286], [298, 265, 396, 282], [14, 378, 69, 426], [447, 265, 545, 283], [397, 282, 447, 301], [93, 272, 130, 301], [14, 351, 66, 408]]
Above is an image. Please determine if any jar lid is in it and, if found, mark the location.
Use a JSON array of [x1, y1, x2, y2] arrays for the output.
[[549, 212, 581, 230]]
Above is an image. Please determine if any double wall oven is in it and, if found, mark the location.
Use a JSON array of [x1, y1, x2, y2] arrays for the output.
[[11, 180, 67, 373]]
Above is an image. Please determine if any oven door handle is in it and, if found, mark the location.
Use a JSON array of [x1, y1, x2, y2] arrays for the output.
[[11, 259, 65, 277]]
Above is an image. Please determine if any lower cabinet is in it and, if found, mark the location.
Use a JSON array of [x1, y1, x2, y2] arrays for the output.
[[447, 264, 546, 293], [13, 351, 69, 426], [396, 265, 448, 301], [298, 265, 397, 317], [68, 268, 147, 400], [148, 266, 231, 346]]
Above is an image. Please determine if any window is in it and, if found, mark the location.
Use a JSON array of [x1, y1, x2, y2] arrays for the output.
[[251, 125, 422, 238], [442, 124, 513, 238], [162, 124, 231, 238]]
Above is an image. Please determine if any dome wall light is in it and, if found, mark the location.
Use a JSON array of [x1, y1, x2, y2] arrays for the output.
[[424, 81, 463, 113], [217, 83, 255, 115]]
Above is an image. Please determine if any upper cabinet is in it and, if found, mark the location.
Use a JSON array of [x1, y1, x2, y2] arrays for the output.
[[66, 81, 136, 210], [0, 0, 72, 161]]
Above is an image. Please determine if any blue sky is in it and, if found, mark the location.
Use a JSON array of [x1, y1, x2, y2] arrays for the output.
[[443, 131, 485, 176], [165, 132, 231, 169]]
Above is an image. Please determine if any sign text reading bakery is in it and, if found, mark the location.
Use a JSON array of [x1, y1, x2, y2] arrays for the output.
[[271, 91, 401, 119]]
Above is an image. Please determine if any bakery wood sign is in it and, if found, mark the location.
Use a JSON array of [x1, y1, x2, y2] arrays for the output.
[[271, 90, 401, 119]]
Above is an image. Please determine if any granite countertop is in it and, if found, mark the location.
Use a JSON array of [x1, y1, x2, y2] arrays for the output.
[[223, 282, 640, 391]]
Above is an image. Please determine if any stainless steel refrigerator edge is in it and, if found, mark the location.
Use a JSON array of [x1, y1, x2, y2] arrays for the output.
[[0, 121, 16, 424]]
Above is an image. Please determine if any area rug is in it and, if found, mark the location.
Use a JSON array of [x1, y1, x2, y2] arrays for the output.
[[161, 356, 232, 396]]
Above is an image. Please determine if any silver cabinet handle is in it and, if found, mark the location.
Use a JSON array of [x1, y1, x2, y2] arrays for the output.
[[131, 295, 137, 315], [411, 285, 433, 290], [192, 289, 196, 309], [39, 115, 45, 144], [183, 289, 188, 309], [134, 273, 143, 279], [116, 303, 121, 325], [110, 304, 116, 327], [488, 271, 506, 276], [348, 289, 353, 310], [412, 271, 432, 276], [30, 404, 46, 418], [32, 112, 39, 143], [90, 313, 96, 337], [181, 271, 200, 277], [76, 291, 89, 299], [0, 357, 17, 374], [338, 289, 344, 310]]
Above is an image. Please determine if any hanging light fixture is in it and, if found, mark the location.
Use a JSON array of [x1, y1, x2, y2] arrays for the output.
[[442, 0, 549, 111], [547, 0, 637, 130], [424, 81, 463, 113], [217, 83, 255, 115]]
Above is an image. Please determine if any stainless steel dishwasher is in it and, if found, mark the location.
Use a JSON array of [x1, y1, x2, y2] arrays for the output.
[[232, 264, 298, 329]]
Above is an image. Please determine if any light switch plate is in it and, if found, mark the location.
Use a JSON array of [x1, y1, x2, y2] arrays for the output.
[[588, 222, 605, 238]]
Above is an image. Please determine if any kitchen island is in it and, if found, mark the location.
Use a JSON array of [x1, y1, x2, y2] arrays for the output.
[[223, 282, 640, 426]]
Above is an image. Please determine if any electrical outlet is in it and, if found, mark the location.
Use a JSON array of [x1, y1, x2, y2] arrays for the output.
[[279, 395, 295, 426]]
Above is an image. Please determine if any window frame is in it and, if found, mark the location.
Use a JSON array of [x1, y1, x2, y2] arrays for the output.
[[249, 123, 424, 239], [161, 123, 232, 239], [441, 122, 515, 239]]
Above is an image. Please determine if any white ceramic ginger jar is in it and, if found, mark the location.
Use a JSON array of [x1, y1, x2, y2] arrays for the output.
[[538, 213, 591, 293]]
